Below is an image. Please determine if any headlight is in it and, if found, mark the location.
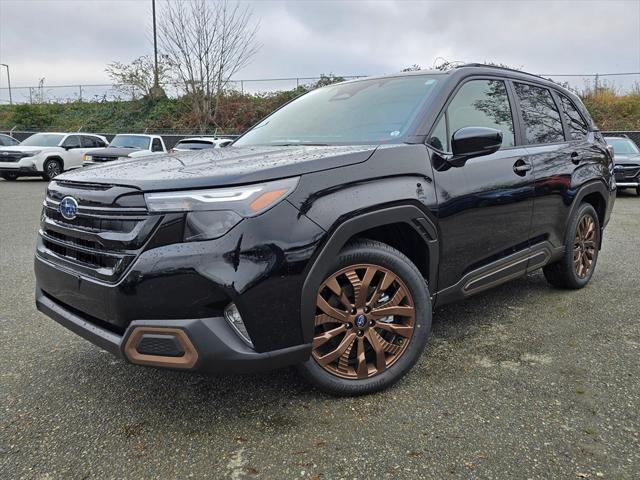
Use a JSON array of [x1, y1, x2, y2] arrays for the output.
[[145, 177, 299, 216], [145, 177, 299, 241], [21, 150, 41, 157]]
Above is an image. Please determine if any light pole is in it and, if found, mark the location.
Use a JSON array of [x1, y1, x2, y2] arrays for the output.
[[152, 0, 159, 88], [0, 64, 12, 105]]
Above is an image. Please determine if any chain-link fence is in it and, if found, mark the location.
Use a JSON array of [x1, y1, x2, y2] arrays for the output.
[[0, 73, 638, 105], [0, 76, 367, 105]]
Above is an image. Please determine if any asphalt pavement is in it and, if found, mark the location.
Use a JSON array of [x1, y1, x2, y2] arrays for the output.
[[1, 178, 639, 479]]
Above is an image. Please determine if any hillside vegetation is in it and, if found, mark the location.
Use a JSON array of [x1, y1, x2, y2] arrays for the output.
[[0, 84, 638, 135]]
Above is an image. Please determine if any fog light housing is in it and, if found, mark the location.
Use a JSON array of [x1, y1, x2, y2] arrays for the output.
[[224, 303, 253, 348]]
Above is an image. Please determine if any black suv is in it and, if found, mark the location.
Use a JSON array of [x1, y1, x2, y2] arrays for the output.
[[35, 65, 615, 395]]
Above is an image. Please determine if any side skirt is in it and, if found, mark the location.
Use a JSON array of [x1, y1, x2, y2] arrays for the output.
[[435, 241, 563, 306]]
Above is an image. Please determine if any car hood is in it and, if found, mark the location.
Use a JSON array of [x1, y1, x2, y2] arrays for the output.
[[58, 145, 378, 191], [614, 153, 640, 165], [0, 145, 56, 152]]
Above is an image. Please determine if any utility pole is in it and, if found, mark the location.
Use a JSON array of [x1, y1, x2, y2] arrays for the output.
[[594, 73, 599, 95], [0, 64, 12, 105]]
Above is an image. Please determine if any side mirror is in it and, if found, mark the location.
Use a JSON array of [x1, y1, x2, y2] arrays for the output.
[[448, 127, 503, 167]]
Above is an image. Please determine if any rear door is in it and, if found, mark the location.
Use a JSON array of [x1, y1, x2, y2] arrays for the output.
[[513, 82, 585, 249], [428, 78, 535, 291]]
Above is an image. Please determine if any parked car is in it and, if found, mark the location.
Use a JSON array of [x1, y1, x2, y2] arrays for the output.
[[0, 133, 20, 146], [0, 132, 107, 181], [606, 136, 640, 196], [83, 134, 167, 165], [171, 137, 234, 152], [34, 65, 615, 395]]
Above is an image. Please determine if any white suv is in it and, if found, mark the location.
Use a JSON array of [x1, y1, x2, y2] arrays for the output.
[[0, 132, 107, 181]]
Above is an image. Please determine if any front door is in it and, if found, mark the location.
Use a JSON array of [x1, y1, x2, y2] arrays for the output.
[[428, 78, 535, 292]]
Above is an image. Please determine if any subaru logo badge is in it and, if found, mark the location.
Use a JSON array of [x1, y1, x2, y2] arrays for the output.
[[59, 196, 79, 220]]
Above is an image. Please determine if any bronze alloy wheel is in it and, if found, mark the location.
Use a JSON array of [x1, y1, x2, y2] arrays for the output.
[[312, 264, 416, 380], [574, 213, 597, 279]]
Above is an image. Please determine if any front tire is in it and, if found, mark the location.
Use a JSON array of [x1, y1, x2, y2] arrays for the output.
[[1, 172, 19, 181], [543, 203, 600, 289], [297, 240, 431, 396], [42, 159, 62, 181]]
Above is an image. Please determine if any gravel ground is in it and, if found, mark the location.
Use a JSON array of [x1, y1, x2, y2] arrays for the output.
[[1, 179, 639, 479]]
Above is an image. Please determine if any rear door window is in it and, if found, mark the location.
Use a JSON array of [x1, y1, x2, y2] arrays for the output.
[[514, 83, 565, 144], [558, 94, 588, 140]]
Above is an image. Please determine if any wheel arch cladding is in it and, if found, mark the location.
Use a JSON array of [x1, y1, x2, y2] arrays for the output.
[[568, 180, 610, 248], [300, 205, 439, 344]]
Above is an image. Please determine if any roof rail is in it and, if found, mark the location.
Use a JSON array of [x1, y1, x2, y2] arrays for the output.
[[455, 63, 549, 81]]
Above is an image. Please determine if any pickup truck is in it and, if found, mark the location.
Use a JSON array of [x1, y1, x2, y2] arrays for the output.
[[83, 134, 167, 165], [0, 132, 108, 180]]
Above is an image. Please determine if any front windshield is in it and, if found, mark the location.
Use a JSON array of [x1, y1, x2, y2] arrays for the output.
[[606, 138, 640, 155], [109, 135, 151, 149], [20, 133, 65, 147], [235, 75, 439, 146]]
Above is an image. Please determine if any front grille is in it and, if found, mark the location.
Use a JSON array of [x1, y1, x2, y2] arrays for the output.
[[37, 198, 161, 282], [91, 155, 119, 162], [615, 164, 640, 179], [0, 151, 23, 162]]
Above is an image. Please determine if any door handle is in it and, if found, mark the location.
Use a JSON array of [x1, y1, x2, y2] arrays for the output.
[[571, 151, 583, 165], [513, 159, 532, 176]]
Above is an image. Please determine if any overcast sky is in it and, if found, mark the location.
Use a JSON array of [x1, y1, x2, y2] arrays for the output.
[[0, 0, 639, 92]]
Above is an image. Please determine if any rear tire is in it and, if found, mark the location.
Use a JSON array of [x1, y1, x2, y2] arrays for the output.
[[297, 239, 431, 396], [543, 203, 600, 289], [1, 172, 19, 181], [42, 159, 62, 181]]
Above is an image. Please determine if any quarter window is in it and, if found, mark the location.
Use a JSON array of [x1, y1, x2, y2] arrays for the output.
[[152, 138, 163, 152], [558, 94, 588, 140], [428, 115, 447, 152], [514, 83, 565, 144]]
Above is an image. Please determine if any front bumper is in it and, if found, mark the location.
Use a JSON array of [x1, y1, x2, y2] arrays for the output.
[[34, 198, 325, 372], [36, 287, 311, 373], [0, 164, 38, 175]]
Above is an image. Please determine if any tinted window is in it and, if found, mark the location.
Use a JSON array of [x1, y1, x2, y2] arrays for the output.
[[514, 83, 564, 144], [152, 138, 163, 152], [62, 135, 81, 148], [558, 94, 588, 140], [428, 115, 447, 151], [82, 136, 103, 148], [445, 79, 515, 149], [235, 75, 439, 146]]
